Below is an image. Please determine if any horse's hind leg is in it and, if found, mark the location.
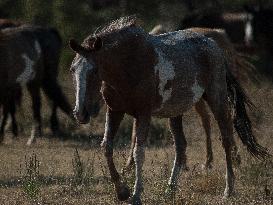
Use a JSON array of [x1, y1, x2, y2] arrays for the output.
[[9, 100, 18, 138], [42, 80, 73, 135], [204, 89, 235, 197], [166, 115, 187, 195], [42, 79, 73, 119], [50, 102, 59, 136], [101, 108, 130, 201], [231, 142, 241, 167], [196, 99, 241, 168], [0, 105, 9, 143], [195, 99, 213, 169], [27, 84, 41, 145]]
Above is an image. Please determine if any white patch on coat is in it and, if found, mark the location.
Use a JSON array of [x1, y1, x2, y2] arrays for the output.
[[154, 48, 175, 108], [244, 20, 253, 45], [72, 55, 93, 112], [191, 76, 204, 103], [34, 40, 42, 55], [16, 54, 35, 85], [16, 40, 42, 85], [101, 111, 110, 147]]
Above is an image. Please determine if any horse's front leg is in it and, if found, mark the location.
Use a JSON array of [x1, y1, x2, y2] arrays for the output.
[[205, 90, 235, 198], [9, 100, 18, 138], [26, 83, 42, 145], [101, 108, 130, 201], [122, 119, 136, 174], [131, 115, 150, 205], [166, 115, 187, 195], [0, 104, 9, 143], [50, 102, 59, 136]]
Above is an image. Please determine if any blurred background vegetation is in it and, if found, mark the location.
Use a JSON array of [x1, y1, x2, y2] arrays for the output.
[[1, 0, 271, 72]]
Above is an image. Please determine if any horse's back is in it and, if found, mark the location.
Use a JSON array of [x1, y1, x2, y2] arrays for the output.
[[149, 30, 226, 117]]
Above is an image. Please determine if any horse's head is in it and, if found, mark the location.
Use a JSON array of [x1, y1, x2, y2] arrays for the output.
[[244, 5, 273, 47], [69, 37, 103, 124]]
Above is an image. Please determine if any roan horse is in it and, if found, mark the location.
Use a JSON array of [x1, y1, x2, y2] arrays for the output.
[[123, 26, 259, 172], [69, 17, 269, 204], [88, 25, 254, 172], [0, 24, 73, 144]]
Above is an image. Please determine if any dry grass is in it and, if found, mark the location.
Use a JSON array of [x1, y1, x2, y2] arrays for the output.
[[0, 76, 272, 204], [0, 133, 271, 205]]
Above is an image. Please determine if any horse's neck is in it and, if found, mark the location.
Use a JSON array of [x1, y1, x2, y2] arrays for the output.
[[100, 33, 154, 84]]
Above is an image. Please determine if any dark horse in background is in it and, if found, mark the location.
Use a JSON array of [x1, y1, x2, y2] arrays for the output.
[[0, 20, 73, 144], [178, 9, 252, 51], [0, 19, 24, 140], [69, 16, 270, 204], [244, 6, 273, 81]]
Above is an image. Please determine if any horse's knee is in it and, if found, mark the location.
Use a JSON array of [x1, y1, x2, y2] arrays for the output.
[[104, 143, 113, 158], [221, 135, 233, 149]]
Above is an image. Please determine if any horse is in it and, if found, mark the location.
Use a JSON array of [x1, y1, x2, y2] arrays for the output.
[[0, 28, 40, 142], [178, 10, 252, 47], [0, 19, 21, 30], [0, 19, 25, 140], [0, 24, 73, 145], [85, 25, 256, 172], [69, 16, 269, 204], [123, 26, 260, 172], [244, 6, 273, 80]]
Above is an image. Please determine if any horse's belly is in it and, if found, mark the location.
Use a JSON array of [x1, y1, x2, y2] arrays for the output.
[[152, 82, 205, 118]]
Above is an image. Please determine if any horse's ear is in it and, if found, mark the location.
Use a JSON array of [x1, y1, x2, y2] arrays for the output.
[[69, 39, 87, 53], [92, 37, 103, 51]]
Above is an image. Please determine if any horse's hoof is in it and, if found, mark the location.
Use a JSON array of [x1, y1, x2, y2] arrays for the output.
[[165, 185, 176, 198], [0, 137, 4, 144], [26, 135, 36, 146], [129, 195, 142, 205], [181, 165, 189, 171], [116, 183, 130, 201], [52, 129, 61, 137], [223, 189, 235, 199], [201, 163, 213, 170], [100, 139, 107, 148]]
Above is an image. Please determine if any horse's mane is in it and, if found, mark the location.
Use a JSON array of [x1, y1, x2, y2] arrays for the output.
[[96, 15, 139, 36]]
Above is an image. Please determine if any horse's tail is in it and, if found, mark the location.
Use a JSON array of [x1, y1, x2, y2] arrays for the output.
[[39, 27, 73, 119], [226, 70, 271, 160], [42, 80, 73, 118]]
